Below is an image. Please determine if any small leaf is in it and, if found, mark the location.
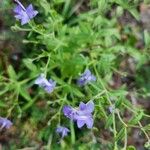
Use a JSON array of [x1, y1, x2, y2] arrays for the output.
[[0, 88, 8, 96], [128, 8, 140, 21], [115, 96, 123, 107], [129, 111, 144, 125], [115, 127, 125, 142], [7, 65, 17, 80], [105, 114, 113, 128], [127, 146, 136, 150], [143, 124, 150, 130], [144, 30, 150, 47], [71, 86, 84, 97], [23, 59, 37, 71], [0, 100, 7, 108], [19, 86, 31, 101]]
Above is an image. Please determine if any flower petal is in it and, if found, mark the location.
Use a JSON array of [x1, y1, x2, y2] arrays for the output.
[[21, 13, 30, 25], [85, 118, 93, 129], [35, 74, 46, 85], [63, 106, 72, 119], [77, 120, 85, 128], [26, 4, 38, 19], [86, 101, 94, 113], [13, 5, 22, 13], [79, 102, 86, 111], [56, 126, 70, 138]]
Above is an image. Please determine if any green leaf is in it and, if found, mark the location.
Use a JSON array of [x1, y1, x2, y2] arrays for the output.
[[143, 124, 150, 130], [144, 141, 150, 149], [105, 114, 113, 128], [39, 0, 51, 15], [23, 59, 37, 71], [115, 96, 123, 107], [7, 65, 17, 80], [0, 88, 8, 96], [129, 111, 144, 125], [115, 127, 125, 142], [127, 146, 136, 150], [71, 86, 84, 97], [128, 8, 140, 21], [0, 100, 7, 108], [144, 30, 150, 47], [98, 0, 108, 13], [19, 86, 32, 101]]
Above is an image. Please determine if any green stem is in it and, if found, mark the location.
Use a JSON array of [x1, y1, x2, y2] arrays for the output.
[[123, 127, 127, 150], [44, 54, 51, 76], [94, 65, 118, 150], [117, 111, 128, 127], [70, 120, 75, 145]]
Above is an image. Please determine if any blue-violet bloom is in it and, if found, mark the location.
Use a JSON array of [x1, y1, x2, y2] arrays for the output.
[[77, 69, 96, 86], [13, 0, 38, 25], [0, 117, 12, 129], [56, 126, 70, 138], [35, 74, 56, 93], [63, 101, 94, 129], [108, 105, 115, 113]]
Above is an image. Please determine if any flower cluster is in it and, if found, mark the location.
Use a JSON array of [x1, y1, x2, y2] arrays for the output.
[[63, 101, 94, 129], [13, 1, 96, 140], [35, 70, 96, 94], [34, 70, 95, 138]]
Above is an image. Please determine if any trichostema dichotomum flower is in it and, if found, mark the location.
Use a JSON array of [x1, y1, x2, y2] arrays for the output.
[[13, 0, 38, 25], [0, 117, 12, 129], [77, 69, 96, 86], [63, 101, 94, 129], [56, 126, 70, 138], [35, 74, 56, 93]]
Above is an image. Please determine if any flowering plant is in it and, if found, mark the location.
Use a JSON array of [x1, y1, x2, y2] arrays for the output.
[[0, 0, 150, 149]]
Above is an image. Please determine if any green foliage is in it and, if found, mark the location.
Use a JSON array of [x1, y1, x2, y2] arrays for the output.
[[0, 0, 150, 149]]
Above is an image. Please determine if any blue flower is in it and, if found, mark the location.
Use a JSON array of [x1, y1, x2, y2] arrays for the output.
[[63, 106, 74, 119], [77, 69, 96, 86], [13, 0, 38, 25], [35, 74, 56, 93], [56, 126, 70, 138], [63, 101, 94, 129], [0, 117, 12, 129], [109, 105, 116, 113]]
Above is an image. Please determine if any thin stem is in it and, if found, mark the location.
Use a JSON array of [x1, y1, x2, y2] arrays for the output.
[[123, 99, 150, 142], [93, 65, 118, 150], [70, 120, 75, 145], [46, 134, 53, 150], [44, 54, 51, 76], [92, 90, 106, 100], [123, 102, 150, 118], [7, 84, 20, 118], [117, 111, 128, 127], [138, 122, 150, 141], [28, 22, 45, 35], [123, 127, 127, 150], [14, 0, 26, 10]]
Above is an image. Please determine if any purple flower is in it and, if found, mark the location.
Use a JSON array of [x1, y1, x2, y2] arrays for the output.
[[63, 106, 73, 119], [108, 105, 115, 113], [0, 117, 12, 129], [35, 74, 56, 93], [13, 0, 38, 25], [56, 126, 70, 138], [77, 69, 96, 86], [63, 101, 94, 129]]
